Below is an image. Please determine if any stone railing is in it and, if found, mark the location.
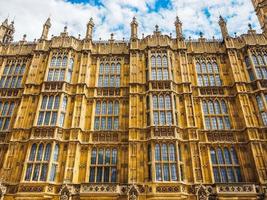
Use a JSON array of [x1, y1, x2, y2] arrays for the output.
[[216, 184, 256, 194]]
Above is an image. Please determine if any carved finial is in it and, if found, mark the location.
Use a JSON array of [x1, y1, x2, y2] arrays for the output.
[[64, 25, 67, 33], [130, 16, 138, 39], [155, 24, 159, 32], [199, 32, 203, 38], [78, 34, 81, 39], [248, 23, 252, 30], [234, 32, 237, 37], [110, 33, 114, 40], [22, 34, 26, 41], [142, 33, 144, 39]]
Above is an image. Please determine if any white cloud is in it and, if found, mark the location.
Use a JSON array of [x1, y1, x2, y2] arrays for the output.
[[0, 0, 261, 41]]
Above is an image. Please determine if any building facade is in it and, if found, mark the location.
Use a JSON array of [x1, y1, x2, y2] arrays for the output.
[[0, 2, 267, 200]]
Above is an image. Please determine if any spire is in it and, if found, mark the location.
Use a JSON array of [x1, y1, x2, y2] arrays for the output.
[[218, 15, 229, 39], [130, 17, 138, 39], [85, 17, 94, 40], [2, 18, 8, 27], [41, 17, 51, 40], [175, 16, 183, 39], [0, 18, 14, 44]]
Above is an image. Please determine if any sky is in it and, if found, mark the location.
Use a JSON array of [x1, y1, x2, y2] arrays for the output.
[[0, 0, 262, 41]]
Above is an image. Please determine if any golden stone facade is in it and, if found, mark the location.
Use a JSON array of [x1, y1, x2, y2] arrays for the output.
[[0, 1, 267, 200]]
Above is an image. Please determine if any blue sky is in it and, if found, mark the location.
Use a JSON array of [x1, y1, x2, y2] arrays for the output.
[[0, 0, 261, 41]]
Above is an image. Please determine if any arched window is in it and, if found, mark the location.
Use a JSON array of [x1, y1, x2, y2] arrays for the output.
[[256, 95, 264, 111], [50, 57, 56, 66], [162, 56, 168, 67], [62, 56, 68, 67], [210, 148, 217, 164], [217, 148, 224, 164], [89, 147, 118, 183], [44, 144, 51, 161], [67, 58, 74, 82], [201, 62, 207, 73], [210, 147, 242, 183], [154, 143, 179, 182], [56, 57, 62, 67], [165, 95, 171, 109], [196, 59, 221, 86], [196, 62, 201, 73], [208, 101, 214, 114], [155, 144, 160, 161], [36, 143, 44, 161], [159, 96, 164, 109], [202, 99, 231, 130], [29, 143, 37, 161], [251, 53, 267, 79], [98, 61, 121, 87], [151, 56, 156, 68], [95, 100, 119, 130], [37, 95, 62, 126], [252, 55, 258, 65], [223, 147, 232, 164], [153, 95, 158, 109], [25, 143, 56, 182], [214, 100, 221, 114], [156, 56, 161, 67], [152, 95, 173, 126]]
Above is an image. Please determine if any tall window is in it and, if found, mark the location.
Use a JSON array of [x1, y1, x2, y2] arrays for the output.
[[151, 54, 169, 80], [25, 143, 59, 182], [210, 147, 242, 183], [37, 95, 67, 126], [245, 56, 255, 81], [152, 95, 173, 126], [98, 62, 121, 87], [47, 55, 74, 82], [153, 143, 180, 182], [89, 147, 117, 183], [196, 59, 222, 86], [202, 99, 231, 130], [256, 94, 267, 126], [0, 101, 15, 131], [0, 62, 25, 88], [251, 54, 267, 79], [94, 100, 119, 130]]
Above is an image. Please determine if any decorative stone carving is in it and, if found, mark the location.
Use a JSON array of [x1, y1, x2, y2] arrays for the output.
[[195, 185, 213, 200], [0, 182, 7, 200], [59, 184, 73, 200], [128, 185, 139, 200]]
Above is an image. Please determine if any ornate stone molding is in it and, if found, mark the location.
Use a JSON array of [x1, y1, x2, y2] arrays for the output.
[[0, 182, 7, 200], [195, 185, 214, 200]]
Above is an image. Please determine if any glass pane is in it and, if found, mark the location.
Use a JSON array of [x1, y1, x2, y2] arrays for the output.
[[163, 164, 170, 181], [112, 149, 117, 164], [40, 164, 48, 181], [210, 148, 217, 164], [111, 167, 117, 182], [96, 167, 103, 182], [155, 164, 162, 181], [98, 149, 104, 164], [32, 164, 41, 181], [36, 144, 44, 161], [25, 164, 33, 181], [213, 167, 220, 182], [91, 148, 97, 164], [224, 148, 232, 164], [171, 164, 177, 181], [104, 167, 110, 182], [220, 167, 228, 182], [155, 144, 160, 161], [105, 149, 110, 164], [162, 144, 168, 161], [217, 148, 224, 164], [29, 144, 37, 161], [89, 167, 95, 182], [44, 144, 51, 161]]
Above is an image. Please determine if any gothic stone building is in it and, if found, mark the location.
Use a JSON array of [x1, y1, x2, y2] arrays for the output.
[[0, 1, 267, 200]]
